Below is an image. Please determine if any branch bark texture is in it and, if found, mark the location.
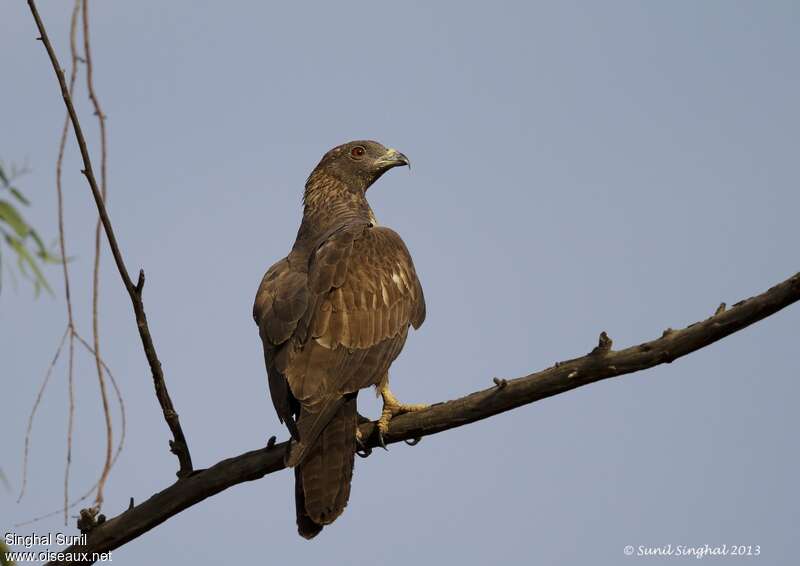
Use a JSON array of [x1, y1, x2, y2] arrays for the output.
[[44, 272, 800, 565]]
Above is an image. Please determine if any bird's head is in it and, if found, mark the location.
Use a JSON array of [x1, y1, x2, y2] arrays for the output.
[[311, 140, 410, 191]]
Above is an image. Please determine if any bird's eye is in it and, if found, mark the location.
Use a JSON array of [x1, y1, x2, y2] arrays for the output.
[[350, 146, 366, 158]]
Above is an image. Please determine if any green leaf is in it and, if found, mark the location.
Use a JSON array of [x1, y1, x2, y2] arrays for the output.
[[0, 242, 19, 293], [0, 161, 58, 298], [8, 187, 30, 206], [30, 230, 51, 258], [27, 230, 64, 265], [5, 235, 53, 296], [0, 200, 31, 238]]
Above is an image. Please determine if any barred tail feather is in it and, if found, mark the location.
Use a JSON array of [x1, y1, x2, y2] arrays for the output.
[[294, 397, 357, 538]]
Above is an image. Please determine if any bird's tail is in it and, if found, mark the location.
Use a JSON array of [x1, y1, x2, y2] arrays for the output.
[[293, 397, 357, 539]]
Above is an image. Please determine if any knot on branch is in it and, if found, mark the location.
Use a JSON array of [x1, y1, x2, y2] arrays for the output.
[[661, 328, 675, 338], [135, 269, 145, 294], [493, 377, 508, 389], [77, 507, 106, 534], [590, 331, 613, 355], [169, 439, 193, 478], [715, 302, 727, 315]]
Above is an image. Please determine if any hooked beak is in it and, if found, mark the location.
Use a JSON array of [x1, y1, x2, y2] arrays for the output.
[[375, 148, 411, 170]]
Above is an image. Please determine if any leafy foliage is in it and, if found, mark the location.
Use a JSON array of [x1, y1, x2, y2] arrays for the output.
[[0, 162, 61, 296]]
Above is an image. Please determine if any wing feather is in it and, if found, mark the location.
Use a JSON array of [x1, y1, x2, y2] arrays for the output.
[[284, 225, 424, 396], [255, 223, 425, 429]]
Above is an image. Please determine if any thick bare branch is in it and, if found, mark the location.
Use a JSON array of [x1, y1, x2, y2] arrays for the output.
[[27, 0, 192, 477], [45, 272, 800, 565]]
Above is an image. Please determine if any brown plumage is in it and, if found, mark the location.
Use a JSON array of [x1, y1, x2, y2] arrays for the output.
[[253, 141, 425, 538]]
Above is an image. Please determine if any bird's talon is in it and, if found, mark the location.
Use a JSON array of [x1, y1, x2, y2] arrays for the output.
[[404, 437, 422, 446], [376, 428, 389, 450], [355, 427, 372, 457]]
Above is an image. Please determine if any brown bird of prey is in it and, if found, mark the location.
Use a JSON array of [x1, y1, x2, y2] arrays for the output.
[[253, 140, 427, 538]]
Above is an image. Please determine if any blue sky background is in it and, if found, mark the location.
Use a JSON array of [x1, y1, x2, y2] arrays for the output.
[[2, 1, 798, 564]]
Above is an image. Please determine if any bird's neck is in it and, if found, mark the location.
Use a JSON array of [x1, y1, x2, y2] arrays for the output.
[[294, 171, 377, 251]]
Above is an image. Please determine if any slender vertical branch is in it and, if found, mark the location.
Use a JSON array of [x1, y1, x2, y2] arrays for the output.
[[81, 0, 114, 508], [27, 0, 193, 477], [19, 0, 127, 520], [55, 0, 81, 525]]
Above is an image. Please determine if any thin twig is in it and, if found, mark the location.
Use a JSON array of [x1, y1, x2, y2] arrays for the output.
[[49, 0, 82, 524], [0, 468, 10, 493], [46, 272, 800, 565], [81, 0, 114, 510], [75, 332, 126, 480], [14, 336, 126, 528], [28, 0, 193, 477], [18, 1, 126, 522], [17, 327, 69, 503], [64, 333, 75, 526]]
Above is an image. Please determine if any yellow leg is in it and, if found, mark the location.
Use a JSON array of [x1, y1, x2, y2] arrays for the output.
[[376, 383, 428, 441]]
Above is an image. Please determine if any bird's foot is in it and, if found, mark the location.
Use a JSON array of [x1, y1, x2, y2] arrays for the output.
[[376, 386, 428, 449], [355, 427, 372, 458]]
